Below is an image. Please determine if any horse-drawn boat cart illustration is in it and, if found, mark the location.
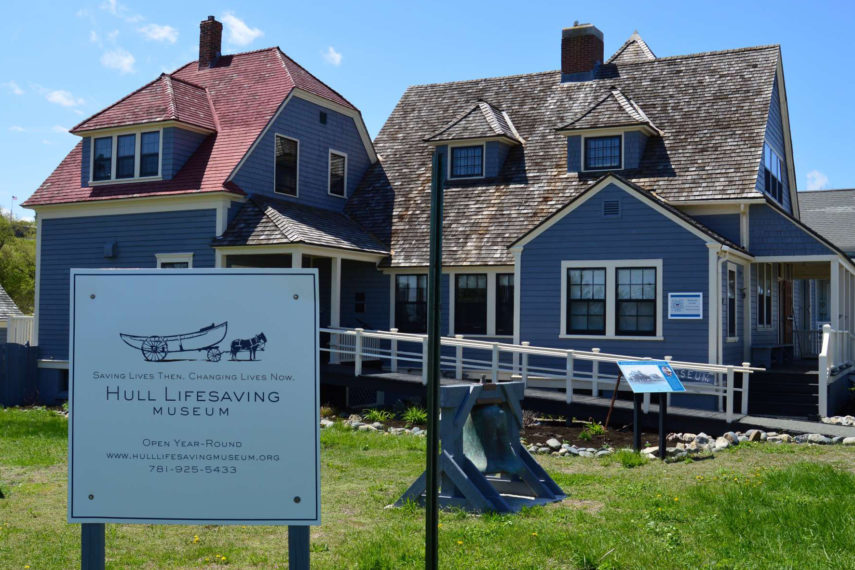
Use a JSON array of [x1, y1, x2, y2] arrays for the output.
[[120, 322, 228, 362]]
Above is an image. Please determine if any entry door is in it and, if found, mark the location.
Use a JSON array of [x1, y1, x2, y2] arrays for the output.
[[779, 279, 793, 344]]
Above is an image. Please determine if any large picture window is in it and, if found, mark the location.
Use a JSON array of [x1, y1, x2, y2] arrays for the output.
[[757, 263, 773, 328], [275, 135, 299, 196], [454, 274, 487, 335], [450, 145, 483, 179], [584, 135, 621, 170], [567, 268, 606, 335], [495, 273, 514, 336], [395, 275, 427, 333], [561, 260, 662, 338]]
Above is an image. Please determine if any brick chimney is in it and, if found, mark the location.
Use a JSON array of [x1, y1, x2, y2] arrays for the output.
[[199, 16, 223, 69], [561, 23, 603, 81]]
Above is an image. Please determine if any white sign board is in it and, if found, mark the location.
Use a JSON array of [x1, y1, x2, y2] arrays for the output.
[[668, 292, 703, 319], [68, 269, 320, 525]]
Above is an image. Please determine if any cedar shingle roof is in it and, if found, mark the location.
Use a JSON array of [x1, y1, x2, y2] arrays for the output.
[[25, 47, 356, 207], [215, 195, 388, 255], [0, 285, 23, 319], [606, 32, 656, 64], [558, 87, 660, 134], [798, 189, 855, 255], [425, 100, 523, 144], [346, 44, 780, 266]]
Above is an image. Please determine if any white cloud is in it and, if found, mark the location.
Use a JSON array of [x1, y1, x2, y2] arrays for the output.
[[9, 126, 25, 132], [806, 170, 830, 191], [222, 12, 263, 46], [52, 125, 69, 133], [139, 23, 178, 43], [101, 48, 136, 74], [2, 80, 23, 95], [323, 46, 342, 66], [89, 30, 100, 44], [100, 0, 142, 23], [46, 89, 85, 107]]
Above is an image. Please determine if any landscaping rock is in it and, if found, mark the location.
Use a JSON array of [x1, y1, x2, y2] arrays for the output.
[[747, 430, 764, 442], [537, 447, 551, 455], [723, 431, 739, 444], [842, 437, 855, 446], [546, 438, 562, 451], [565, 446, 580, 456], [347, 414, 363, 423], [713, 437, 730, 451], [411, 427, 423, 436], [695, 433, 711, 445], [641, 446, 659, 456], [681, 433, 697, 443], [596, 449, 612, 457], [371, 422, 383, 430], [779, 434, 794, 443], [578, 450, 594, 458], [806, 433, 833, 445], [320, 419, 334, 429], [349, 421, 363, 430], [832, 436, 845, 445], [358, 424, 378, 432]]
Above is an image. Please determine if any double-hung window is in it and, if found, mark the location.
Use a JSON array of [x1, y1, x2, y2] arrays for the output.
[[764, 144, 784, 203], [329, 151, 347, 197], [562, 261, 661, 338], [116, 134, 136, 179], [395, 275, 427, 333], [584, 135, 622, 170], [454, 274, 487, 335], [727, 265, 737, 338], [495, 273, 514, 336], [140, 132, 160, 177], [90, 130, 160, 182], [275, 135, 298, 196], [757, 263, 773, 328], [450, 145, 483, 179], [92, 137, 112, 181]]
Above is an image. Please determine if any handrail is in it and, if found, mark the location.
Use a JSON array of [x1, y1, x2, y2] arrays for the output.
[[817, 324, 855, 417], [324, 326, 763, 422]]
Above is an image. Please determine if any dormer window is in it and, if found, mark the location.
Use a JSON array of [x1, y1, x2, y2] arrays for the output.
[[584, 135, 622, 170], [450, 144, 484, 179], [89, 129, 161, 183]]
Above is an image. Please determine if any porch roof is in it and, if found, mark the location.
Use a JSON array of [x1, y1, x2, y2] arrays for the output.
[[214, 194, 389, 255]]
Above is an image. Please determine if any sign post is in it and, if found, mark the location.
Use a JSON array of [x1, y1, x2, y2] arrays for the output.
[[69, 269, 320, 568], [617, 360, 685, 459]]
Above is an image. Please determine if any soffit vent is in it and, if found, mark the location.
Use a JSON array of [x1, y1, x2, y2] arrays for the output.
[[603, 200, 621, 217]]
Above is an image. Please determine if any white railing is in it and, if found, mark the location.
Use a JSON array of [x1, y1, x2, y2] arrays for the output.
[[6, 315, 34, 345], [321, 327, 763, 423], [818, 324, 855, 417]]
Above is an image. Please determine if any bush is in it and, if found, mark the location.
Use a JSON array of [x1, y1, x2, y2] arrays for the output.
[[401, 406, 428, 426], [613, 449, 648, 468], [362, 408, 394, 423]]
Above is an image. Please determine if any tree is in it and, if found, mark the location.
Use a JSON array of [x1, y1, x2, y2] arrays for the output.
[[0, 216, 35, 313]]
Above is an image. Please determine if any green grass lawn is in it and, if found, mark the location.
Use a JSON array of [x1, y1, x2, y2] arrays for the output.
[[2, 407, 855, 569]]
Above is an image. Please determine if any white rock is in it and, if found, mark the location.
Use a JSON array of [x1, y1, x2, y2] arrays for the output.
[[842, 437, 855, 446], [723, 431, 739, 444], [713, 437, 730, 451], [320, 419, 334, 429], [546, 438, 562, 451], [779, 434, 793, 443], [806, 433, 832, 445], [371, 422, 383, 429]]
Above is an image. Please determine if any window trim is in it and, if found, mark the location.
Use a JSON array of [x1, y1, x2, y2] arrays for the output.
[[392, 273, 428, 333], [581, 133, 624, 172], [327, 149, 348, 198], [447, 269, 515, 338], [273, 133, 300, 197], [560, 259, 663, 340], [756, 263, 774, 329], [726, 262, 738, 341], [156, 252, 194, 268], [89, 128, 163, 185], [447, 142, 486, 180], [453, 273, 488, 336]]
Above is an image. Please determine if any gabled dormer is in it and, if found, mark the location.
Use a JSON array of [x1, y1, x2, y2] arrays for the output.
[[424, 100, 523, 180], [71, 73, 216, 186], [557, 87, 661, 173]]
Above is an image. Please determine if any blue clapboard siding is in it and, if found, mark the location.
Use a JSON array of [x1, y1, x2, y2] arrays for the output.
[[566, 136, 582, 172], [520, 183, 710, 363], [756, 74, 792, 213], [722, 264, 745, 365], [232, 97, 371, 211], [749, 204, 833, 256], [340, 261, 389, 330], [693, 214, 741, 246], [39, 209, 217, 361], [485, 141, 511, 178], [162, 127, 208, 179]]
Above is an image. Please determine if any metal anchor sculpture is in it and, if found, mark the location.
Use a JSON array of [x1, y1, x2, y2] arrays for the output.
[[396, 380, 565, 513]]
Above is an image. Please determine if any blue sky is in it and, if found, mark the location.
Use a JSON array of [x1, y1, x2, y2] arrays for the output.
[[2, 0, 854, 221]]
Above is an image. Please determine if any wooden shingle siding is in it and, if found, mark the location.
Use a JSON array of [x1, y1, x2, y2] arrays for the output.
[[485, 141, 511, 178], [693, 214, 741, 245], [748, 204, 833, 256], [566, 136, 582, 172], [339, 261, 389, 330], [162, 127, 208, 179], [756, 75, 791, 212], [519, 183, 709, 363], [232, 97, 371, 211], [38, 209, 216, 361]]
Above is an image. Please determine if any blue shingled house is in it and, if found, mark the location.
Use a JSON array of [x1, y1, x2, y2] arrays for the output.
[[24, 21, 855, 416]]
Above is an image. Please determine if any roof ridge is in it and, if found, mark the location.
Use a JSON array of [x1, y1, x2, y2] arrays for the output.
[[612, 44, 780, 66], [275, 47, 356, 110], [162, 75, 177, 120], [799, 188, 855, 194], [70, 73, 168, 133], [168, 74, 208, 91], [273, 48, 295, 91], [252, 196, 303, 243]]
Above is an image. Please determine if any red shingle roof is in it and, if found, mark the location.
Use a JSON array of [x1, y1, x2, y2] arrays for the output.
[[25, 48, 356, 207]]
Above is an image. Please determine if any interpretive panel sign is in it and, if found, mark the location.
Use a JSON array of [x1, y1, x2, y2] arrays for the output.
[[68, 269, 320, 525], [667, 293, 703, 319], [617, 360, 686, 394]]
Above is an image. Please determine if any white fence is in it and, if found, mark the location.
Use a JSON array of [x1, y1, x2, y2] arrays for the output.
[[6, 315, 34, 345], [324, 327, 762, 422], [818, 324, 855, 417]]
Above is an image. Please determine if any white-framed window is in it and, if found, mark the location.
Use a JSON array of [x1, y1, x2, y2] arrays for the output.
[[90, 129, 162, 183], [394, 274, 427, 333], [764, 143, 784, 204], [448, 143, 485, 179], [156, 253, 193, 269], [582, 133, 623, 171], [274, 134, 299, 196], [328, 150, 347, 197], [448, 270, 515, 337], [560, 259, 663, 340], [757, 263, 773, 329], [727, 263, 738, 339]]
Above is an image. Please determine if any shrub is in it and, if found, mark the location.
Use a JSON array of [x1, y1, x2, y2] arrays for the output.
[[401, 406, 428, 426], [362, 408, 394, 423], [613, 449, 648, 469]]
